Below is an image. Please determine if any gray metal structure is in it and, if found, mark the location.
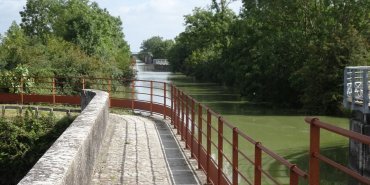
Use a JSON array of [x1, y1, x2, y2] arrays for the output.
[[343, 66, 370, 113]]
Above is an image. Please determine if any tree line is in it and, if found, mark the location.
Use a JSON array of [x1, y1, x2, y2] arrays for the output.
[[142, 0, 370, 115], [0, 0, 133, 82]]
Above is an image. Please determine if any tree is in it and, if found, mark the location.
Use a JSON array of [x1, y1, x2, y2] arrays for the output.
[[15, 0, 133, 79], [140, 36, 174, 59]]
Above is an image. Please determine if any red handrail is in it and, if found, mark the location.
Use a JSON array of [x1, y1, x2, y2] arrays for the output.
[[0, 76, 315, 184], [305, 117, 370, 185]]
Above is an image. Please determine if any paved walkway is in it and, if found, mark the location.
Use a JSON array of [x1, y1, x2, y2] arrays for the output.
[[91, 114, 200, 185]]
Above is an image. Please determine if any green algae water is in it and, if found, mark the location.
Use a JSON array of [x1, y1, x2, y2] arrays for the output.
[[136, 62, 349, 184]]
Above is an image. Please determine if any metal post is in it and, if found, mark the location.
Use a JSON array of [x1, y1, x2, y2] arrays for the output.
[[343, 68, 348, 108], [290, 166, 299, 185], [232, 127, 239, 185], [254, 142, 262, 185], [309, 119, 320, 185], [351, 69, 356, 109], [206, 109, 211, 184], [1, 106, 5, 117], [82, 78, 85, 89], [181, 91, 185, 140], [198, 104, 203, 169], [185, 95, 189, 148], [20, 78, 24, 104], [177, 89, 181, 135], [164, 82, 166, 119], [362, 69, 369, 113], [131, 80, 135, 111], [171, 85, 174, 125], [150, 81, 153, 115], [52, 78, 56, 105], [191, 99, 195, 158], [218, 116, 224, 184], [108, 79, 112, 107]]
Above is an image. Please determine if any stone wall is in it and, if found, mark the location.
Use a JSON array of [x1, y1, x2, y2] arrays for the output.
[[18, 89, 109, 185]]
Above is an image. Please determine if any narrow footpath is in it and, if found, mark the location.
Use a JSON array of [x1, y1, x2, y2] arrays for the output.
[[91, 114, 201, 185]]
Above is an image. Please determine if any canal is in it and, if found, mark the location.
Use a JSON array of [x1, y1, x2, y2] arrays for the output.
[[135, 61, 349, 184]]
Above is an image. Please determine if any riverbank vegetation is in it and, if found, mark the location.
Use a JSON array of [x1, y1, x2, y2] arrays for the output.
[[151, 0, 369, 115], [0, 0, 133, 81], [0, 109, 76, 185]]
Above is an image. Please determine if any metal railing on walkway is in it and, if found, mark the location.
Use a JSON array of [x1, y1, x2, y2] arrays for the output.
[[1, 76, 369, 184]]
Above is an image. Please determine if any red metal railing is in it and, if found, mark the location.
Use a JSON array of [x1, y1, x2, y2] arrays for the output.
[[4, 76, 370, 184], [305, 117, 370, 185]]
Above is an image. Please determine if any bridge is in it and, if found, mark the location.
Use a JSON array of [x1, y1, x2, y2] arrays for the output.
[[1, 76, 370, 184]]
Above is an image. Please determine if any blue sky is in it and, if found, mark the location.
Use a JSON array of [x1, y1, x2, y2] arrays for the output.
[[0, 0, 242, 51]]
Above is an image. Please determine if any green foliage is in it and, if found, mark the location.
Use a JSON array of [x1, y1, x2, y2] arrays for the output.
[[139, 36, 174, 59], [168, 0, 370, 114], [0, 0, 133, 82], [0, 110, 75, 185]]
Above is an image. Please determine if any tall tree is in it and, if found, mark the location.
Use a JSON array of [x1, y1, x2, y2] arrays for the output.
[[140, 36, 174, 59]]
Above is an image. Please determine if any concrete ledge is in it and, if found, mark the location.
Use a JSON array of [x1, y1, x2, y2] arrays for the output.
[[18, 90, 109, 185]]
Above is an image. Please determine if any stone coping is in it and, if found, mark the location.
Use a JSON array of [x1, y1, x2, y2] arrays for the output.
[[18, 90, 109, 185]]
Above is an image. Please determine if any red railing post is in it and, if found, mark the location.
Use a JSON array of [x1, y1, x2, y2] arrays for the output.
[[108, 79, 111, 107], [309, 118, 320, 185], [177, 88, 181, 135], [131, 80, 135, 111], [206, 109, 212, 184], [164, 82, 166, 119], [185, 95, 189, 148], [20, 77, 24, 104], [255, 142, 262, 185], [290, 165, 299, 185], [52, 78, 56, 105], [171, 84, 176, 125], [218, 116, 224, 184], [150, 81, 153, 115], [181, 91, 185, 139], [232, 127, 239, 185], [82, 78, 85, 89], [190, 99, 195, 158], [198, 103, 203, 169]]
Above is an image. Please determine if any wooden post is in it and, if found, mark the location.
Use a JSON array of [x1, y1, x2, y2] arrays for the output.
[[232, 127, 239, 185]]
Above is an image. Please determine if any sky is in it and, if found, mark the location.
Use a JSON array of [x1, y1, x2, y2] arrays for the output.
[[0, 0, 242, 52]]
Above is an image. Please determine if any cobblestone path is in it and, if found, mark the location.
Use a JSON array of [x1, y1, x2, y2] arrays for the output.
[[91, 114, 200, 185]]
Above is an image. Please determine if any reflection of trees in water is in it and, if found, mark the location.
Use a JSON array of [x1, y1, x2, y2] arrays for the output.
[[268, 145, 349, 185]]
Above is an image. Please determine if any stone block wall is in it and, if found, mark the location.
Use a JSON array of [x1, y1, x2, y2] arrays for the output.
[[18, 89, 109, 185]]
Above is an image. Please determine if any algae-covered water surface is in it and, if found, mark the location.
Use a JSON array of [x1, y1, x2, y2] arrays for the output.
[[136, 62, 350, 184]]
